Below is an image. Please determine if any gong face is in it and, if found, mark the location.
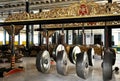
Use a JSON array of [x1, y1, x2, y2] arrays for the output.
[[76, 52, 89, 79], [56, 49, 68, 75], [36, 50, 51, 73], [56, 44, 65, 55], [68, 46, 81, 64], [72, 46, 81, 64], [52, 44, 66, 62], [102, 48, 113, 81]]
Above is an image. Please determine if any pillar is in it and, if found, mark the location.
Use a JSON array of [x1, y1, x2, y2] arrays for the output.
[[31, 25, 34, 45], [104, 23, 112, 48], [38, 9, 42, 46], [38, 24, 42, 45], [82, 27, 86, 45], [66, 30, 68, 44], [105, 0, 112, 47], [18, 33, 20, 45], [4, 30, 6, 45], [26, 0, 30, 49]]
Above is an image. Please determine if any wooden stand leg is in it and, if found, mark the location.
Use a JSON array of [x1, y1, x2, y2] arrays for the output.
[[3, 25, 24, 77]]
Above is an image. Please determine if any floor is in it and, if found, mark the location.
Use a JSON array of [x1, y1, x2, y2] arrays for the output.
[[0, 54, 120, 81]]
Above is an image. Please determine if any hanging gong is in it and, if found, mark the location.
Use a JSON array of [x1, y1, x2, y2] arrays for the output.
[[76, 52, 89, 79], [56, 50, 68, 75], [52, 44, 66, 62], [69, 46, 81, 64], [102, 48, 113, 81], [36, 50, 51, 73], [87, 48, 95, 66], [109, 48, 116, 65]]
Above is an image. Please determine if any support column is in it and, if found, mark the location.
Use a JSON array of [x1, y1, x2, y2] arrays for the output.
[[104, 23, 112, 48], [38, 24, 41, 46], [61, 27, 65, 44], [31, 25, 34, 45], [26, 25, 30, 49], [56, 32, 59, 44], [72, 30, 74, 44], [18, 33, 20, 45], [104, 0, 112, 47], [52, 32, 56, 44], [90, 29, 93, 44], [4, 30, 6, 45], [77, 29, 79, 44], [66, 30, 68, 44], [82, 27, 86, 45], [38, 9, 42, 46], [9, 35, 11, 44], [26, 0, 30, 49], [8, 11, 12, 45], [10, 25, 15, 68], [108, 28, 112, 47]]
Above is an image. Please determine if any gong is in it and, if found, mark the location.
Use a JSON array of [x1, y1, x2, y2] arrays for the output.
[[87, 48, 95, 66], [102, 48, 113, 81], [36, 50, 51, 73], [69, 46, 81, 64], [56, 50, 68, 75], [76, 52, 89, 79], [56, 44, 68, 75], [52, 44, 66, 62]]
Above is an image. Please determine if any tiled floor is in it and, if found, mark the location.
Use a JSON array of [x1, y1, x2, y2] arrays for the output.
[[0, 54, 120, 81]]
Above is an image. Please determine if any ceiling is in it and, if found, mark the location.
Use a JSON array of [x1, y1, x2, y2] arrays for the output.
[[0, 0, 119, 18], [0, 0, 109, 13]]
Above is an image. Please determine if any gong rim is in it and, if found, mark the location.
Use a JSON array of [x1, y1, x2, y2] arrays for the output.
[[91, 48, 95, 66], [87, 48, 95, 66]]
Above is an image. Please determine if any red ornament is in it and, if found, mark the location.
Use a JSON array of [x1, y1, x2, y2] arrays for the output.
[[79, 4, 88, 16]]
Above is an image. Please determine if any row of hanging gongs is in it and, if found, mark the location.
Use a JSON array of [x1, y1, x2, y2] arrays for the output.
[[36, 44, 116, 80]]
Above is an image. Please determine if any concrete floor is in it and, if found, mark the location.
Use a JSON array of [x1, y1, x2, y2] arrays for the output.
[[0, 54, 120, 81]]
